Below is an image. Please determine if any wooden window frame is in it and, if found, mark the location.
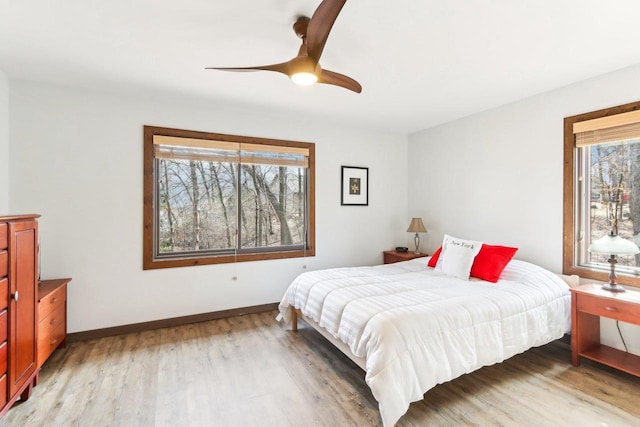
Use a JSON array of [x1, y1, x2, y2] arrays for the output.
[[563, 100, 640, 286], [143, 126, 315, 270]]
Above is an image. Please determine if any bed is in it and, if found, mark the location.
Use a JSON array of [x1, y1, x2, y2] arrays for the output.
[[277, 255, 576, 427]]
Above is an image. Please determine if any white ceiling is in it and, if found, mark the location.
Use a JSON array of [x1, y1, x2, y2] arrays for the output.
[[2, 0, 640, 134]]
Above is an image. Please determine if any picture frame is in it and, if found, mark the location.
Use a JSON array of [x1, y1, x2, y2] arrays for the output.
[[341, 166, 369, 206]]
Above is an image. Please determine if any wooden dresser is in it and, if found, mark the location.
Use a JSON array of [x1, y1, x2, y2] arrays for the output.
[[0, 214, 40, 418], [37, 278, 70, 369]]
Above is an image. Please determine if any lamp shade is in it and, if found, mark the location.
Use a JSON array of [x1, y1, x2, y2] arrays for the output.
[[588, 233, 640, 255], [407, 218, 427, 233]]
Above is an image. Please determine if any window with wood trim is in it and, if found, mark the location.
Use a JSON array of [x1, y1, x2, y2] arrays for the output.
[[563, 101, 640, 286], [143, 126, 315, 270]]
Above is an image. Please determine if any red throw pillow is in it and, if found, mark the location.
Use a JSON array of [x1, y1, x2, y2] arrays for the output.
[[470, 244, 518, 282], [427, 246, 442, 267]]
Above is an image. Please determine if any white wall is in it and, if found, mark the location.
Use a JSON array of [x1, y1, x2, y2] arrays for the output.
[[408, 63, 640, 355], [8, 80, 409, 333], [0, 70, 8, 213]]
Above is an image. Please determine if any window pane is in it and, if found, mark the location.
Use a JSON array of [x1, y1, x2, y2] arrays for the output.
[[157, 159, 237, 253], [239, 164, 306, 249], [583, 138, 640, 269], [144, 125, 315, 269]]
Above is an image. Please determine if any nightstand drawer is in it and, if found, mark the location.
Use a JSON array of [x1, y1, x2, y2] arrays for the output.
[[38, 283, 66, 320], [576, 293, 640, 324]]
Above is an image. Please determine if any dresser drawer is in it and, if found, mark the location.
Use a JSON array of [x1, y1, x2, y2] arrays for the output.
[[0, 310, 6, 343], [0, 278, 7, 310], [39, 283, 66, 320], [0, 374, 6, 408], [0, 223, 6, 250], [576, 293, 640, 324], [0, 341, 6, 375], [38, 322, 65, 368], [40, 304, 65, 334], [0, 250, 7, 278]]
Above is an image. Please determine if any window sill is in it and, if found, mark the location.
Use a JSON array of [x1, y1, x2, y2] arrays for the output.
[[143, 248, 315, 270], [563, 265, 640, 288]]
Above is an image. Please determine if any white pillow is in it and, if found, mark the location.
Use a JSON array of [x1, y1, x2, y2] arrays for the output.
[[437, 234, 482, 280]]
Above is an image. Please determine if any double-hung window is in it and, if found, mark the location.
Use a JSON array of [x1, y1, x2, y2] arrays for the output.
[[143, 126, 315, 269], [564, 102, 640, 285]]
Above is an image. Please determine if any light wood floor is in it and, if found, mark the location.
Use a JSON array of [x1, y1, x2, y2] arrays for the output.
[[2, 311, 639, 427]]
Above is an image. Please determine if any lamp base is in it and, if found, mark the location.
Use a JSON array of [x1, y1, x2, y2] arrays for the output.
[[601, 254, 626, 292], [413, 233, 421, 255], [602, 283, 626, 292]]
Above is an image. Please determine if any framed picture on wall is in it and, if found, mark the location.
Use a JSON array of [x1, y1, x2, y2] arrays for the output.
[[341, 166, 369, 206]]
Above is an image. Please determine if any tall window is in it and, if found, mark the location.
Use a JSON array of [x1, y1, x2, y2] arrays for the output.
[[143, 126, 315, 270], [564, 102, 640, 286]]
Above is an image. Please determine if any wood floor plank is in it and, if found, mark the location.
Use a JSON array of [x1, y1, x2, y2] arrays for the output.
[[1, 310, 639, 427], [155, 326, 189, 426]]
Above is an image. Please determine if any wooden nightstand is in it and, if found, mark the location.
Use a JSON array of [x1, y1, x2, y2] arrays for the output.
[[570, 284, 640, 378], [383, 250, 428, 264]]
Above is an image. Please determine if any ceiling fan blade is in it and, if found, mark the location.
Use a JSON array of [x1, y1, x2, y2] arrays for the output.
[[306, 0, 346, 62], [318, 69, 362, 93], [206, 62, 290, 75]]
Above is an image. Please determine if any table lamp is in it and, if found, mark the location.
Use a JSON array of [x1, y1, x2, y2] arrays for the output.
[[588, 230, 640, 292], [407, 218, 427, 254]]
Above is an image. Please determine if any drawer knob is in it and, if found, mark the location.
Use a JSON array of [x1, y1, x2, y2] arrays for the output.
[[50, 338, 58, 346], [49, 318, 57, 325], [604, 306, 619, 312], [11, 291, 18, 302], [51, 298, 57, 304]]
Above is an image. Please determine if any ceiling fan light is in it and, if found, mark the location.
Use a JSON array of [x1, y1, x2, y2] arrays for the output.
[[291, 72, 318, 86]]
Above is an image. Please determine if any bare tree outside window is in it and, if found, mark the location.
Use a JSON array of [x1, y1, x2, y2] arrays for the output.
[[586, 139, 640, 268], [158, 159, 239, 253], [143, 126, 315, 270]]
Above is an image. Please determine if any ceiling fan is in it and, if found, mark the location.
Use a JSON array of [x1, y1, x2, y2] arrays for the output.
[[206, 0, 361, 93]]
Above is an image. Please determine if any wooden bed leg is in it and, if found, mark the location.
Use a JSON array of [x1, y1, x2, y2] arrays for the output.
[[291, 308, 298, 332]]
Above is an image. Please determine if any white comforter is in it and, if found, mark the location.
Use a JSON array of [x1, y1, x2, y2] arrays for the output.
[[277, 258, 571, 427]]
